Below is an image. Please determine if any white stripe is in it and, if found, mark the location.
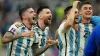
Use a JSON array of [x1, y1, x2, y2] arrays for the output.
[[78, 23, 94, 56], [88, 24, 93, 34], [11, 40, 18, 56], [58, 21, 77, 56], [78, 23, 85, 56], [72, 28, 76, 56]]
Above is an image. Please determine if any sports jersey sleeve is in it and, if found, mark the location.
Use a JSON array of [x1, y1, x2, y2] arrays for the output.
[[58, 22, 68, 33], [90, 16, 100, 25], [8, 23, 20, 34], [78, 16, 100, 25]]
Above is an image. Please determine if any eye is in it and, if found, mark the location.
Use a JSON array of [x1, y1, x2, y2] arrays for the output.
[[75, 11, 77, 14], [84, 7, 87, 10], [30, 11, 34, 13], [75, 11, 79, 14], [46, 12, 49, 14], [89, 7, 92, 10]]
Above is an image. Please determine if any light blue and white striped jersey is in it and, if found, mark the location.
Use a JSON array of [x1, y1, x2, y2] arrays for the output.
[[75, 16, 100, 56], [32, 23, 49, 56], [75, 23, 94, 56], [7, 22, 35, 56], [58, 22, 76, 56]]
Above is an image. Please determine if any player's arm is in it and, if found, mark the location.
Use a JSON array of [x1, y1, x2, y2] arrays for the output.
[[2, 32, 22, 44], [64, 1, 80, 30], [2, 23, 34, 44], [32, 39, 57, 56], [58, 1, 79, 33], [54, 30, 59, 49], [55, 30, 58, 39], [91, 16, 100, 25], [2, 31, 34, 44], [32, 44, 51, 56]]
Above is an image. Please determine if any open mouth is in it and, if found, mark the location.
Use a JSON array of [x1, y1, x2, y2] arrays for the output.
[[48, 17, 52, 21], [75, 17, 78, 19], [33, 17, 35, 20]]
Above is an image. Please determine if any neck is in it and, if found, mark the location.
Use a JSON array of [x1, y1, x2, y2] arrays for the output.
[[23, 20, 32, 30], [81, 17, 90, 24], [38, 19, 46, 30]]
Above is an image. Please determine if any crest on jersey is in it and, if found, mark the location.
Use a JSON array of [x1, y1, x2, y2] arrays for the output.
[[10, 28, 16, 33]]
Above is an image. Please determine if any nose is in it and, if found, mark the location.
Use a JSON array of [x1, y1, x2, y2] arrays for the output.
[[33, 12, 36, 16], [50, 13, 52, 16]]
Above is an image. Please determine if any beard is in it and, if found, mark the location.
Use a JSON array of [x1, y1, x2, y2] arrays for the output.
[[44, 20, 50, 26], [28, 18, 36, 25], [74, 17, 79, 24]]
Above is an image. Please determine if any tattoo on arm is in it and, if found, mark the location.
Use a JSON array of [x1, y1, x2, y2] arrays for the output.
[[2, 32, 22, 44], [32, 43, 50, 56]]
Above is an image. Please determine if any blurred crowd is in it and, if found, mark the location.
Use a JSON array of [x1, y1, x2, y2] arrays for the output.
[[0, 0, 100, 56]]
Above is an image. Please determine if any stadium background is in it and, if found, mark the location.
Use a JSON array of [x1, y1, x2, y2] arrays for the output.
[[0, 0, 100, 56]]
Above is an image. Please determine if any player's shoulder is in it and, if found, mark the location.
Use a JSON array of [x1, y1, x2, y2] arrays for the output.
[[91, 16, 100, 18], [62, 19, 66, 23], [11, 21, 23, 28], [91, 16, 100, 20]]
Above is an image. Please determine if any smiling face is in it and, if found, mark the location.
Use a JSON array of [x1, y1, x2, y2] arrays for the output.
[[80, 4, 93, 19], [39, 8, 52, 26]]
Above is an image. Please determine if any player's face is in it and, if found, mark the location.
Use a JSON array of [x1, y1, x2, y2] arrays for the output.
[[66, 8, 79, 24], [80, 4, 93, 19], [41, 9, 52, 26], [25, 8, 36, 25], [74, 9, 79, 24]]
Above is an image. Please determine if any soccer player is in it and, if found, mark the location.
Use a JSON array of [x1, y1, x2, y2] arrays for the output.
[[56, 1, 80, 56], [75, 1, 100, 56], [2, 6, 36, 56], [56, 1, 100, 56], [31, 6, 57, 56]]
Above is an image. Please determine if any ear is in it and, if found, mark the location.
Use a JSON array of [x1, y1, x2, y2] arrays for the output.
[[22, 14, 27, 20], [38, 14, 43, 19], [66, 13, 69, 18]]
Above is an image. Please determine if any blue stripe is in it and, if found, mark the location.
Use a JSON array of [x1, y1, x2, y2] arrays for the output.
[[36, 27, 40, 36], [24, 38, 31, 56], [36, 27, 46, 47], [34, 27, 39, 43], [58, 34, 63, 56], [15, 27, 25, 56], [40, 32, 45, 47], [75, 24, 80, 56], [69, 28, 74, 56], [84, 24, 90, 47]]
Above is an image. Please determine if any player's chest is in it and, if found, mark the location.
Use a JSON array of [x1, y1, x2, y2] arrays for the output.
[[79, 23, 94, 38]]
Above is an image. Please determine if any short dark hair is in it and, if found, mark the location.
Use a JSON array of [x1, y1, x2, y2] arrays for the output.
[[37, 6, 49, 15], [19, 6, 32, 20], [64, 6, 72, 15], [79, 1, 92, 9]]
